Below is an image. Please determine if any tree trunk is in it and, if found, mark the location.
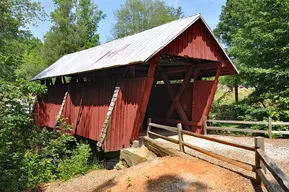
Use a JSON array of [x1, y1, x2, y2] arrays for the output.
[[234, 84, 239, 102]]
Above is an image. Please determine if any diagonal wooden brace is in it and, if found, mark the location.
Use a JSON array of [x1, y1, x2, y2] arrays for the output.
[[158, 67, 190, 129], [166, 65, 195, 118]]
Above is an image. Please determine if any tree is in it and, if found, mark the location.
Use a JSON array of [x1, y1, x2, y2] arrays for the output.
[[215, 0, 289, 121], [42, 0, 105, 65], [0, 80, 97, 191], [76, 0, 104, 49], [15, 34, 47, 80], [0, 0, 44, 81], [111, 0, 183, 39]]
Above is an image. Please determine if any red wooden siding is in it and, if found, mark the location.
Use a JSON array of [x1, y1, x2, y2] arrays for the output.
[[161, 20, 224, 63], [34, 84, 67, 128], [104, 78, 147, 151], [192, 80, 215, 133], [35, 78, 147, 151], [62, 80, 116, 139]]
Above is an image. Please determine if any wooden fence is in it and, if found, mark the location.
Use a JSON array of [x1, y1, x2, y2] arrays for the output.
[[204, 117, 289, 139], [146, 118, 289, 192]]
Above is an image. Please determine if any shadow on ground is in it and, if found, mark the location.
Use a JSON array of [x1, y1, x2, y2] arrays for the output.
[[146, 174, 209, 192], [92, 177, 117, 192]]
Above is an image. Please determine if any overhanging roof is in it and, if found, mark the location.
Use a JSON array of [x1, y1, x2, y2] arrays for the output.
[[32, 14, 238, 81]]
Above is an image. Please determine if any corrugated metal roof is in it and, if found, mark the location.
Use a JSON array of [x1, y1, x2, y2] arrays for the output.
[[32, 14, 237, 81]]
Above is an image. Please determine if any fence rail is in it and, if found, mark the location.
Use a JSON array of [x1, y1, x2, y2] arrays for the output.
[[147, 118, 289, 192], [204, 117, 289, 139]]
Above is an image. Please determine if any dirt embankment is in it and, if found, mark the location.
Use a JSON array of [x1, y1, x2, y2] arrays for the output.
[[44, 156, 261, 192]]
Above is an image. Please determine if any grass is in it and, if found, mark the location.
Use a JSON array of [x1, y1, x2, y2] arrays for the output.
[[214, 86, 252, 105]]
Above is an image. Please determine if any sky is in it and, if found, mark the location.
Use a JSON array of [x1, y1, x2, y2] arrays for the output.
[[30, 0, 226, 44]]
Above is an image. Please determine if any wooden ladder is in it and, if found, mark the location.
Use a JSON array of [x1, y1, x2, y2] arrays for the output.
[[97, 81, 122, 148]]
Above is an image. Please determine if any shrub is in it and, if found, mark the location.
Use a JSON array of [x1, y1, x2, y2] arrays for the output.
[[58, 144, 92, 180], [0, 80, 100, 192]]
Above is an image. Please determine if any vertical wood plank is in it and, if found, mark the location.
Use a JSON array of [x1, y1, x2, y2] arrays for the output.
[[255, 137, 264, 186], [268, 118, 272, 139], [147, 118, 152, 137], [204, 116, 208, 135], [132, 54, 159, 139], [177, 123, 185, 153], [201, 64, 221, 124]]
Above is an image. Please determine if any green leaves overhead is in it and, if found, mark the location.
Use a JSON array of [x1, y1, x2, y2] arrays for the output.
[[111, 0, 183, 39], [0, 0, 45, 81], [215, 0, 289, 121], [42, 0, 106, 65]]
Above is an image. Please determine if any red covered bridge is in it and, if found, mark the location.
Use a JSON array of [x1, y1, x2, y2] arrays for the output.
[[33, 14, 238, 151]]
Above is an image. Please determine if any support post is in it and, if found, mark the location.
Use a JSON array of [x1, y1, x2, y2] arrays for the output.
[[268, 118, 272, 139], [204, 116, 207, 135], [53, 91, 68, 130], [255, 137, 265, 186], [177, 123, 185, 153], [132, 55, 159, 139], [147, 118, 151, 137]]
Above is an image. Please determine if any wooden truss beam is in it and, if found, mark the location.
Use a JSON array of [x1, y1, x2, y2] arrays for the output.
[[158, 67, 190, 129], [132, 54, 160, 140], [162, 62, 218, 74], [166, 65, 195, 118]]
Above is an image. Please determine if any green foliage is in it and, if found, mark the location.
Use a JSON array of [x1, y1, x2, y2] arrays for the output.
[[0, 0, 45, 81], [58, 144, 92, 180], [0, 80, 100, 192], [76, 0, 105, 49], [42, 0, 105, 65], [214, 0, 289, 124], [111, 0, 183, 39], [15, 35, 47, 80]]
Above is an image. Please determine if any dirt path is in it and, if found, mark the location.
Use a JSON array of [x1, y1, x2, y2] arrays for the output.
[[44, 156, 261, 192], [155, 134, 289, 174], [155, 134, 289, 191]]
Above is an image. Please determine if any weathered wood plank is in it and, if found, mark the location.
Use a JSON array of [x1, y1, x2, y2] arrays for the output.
[[256, 169, 275, 192], [148, 131, 179, 144], [147, 118, 152, 136], [268, 118, 272, 139], [272, 122, 289, 126], [149, 123, 178, 133], [271, 131, 289, 135], [53, 91, 69, 129], [177, 123, 185, 153], [255, 137, 264, 185], [207, 119, 268, 125], [257, 148, 289, 191], [143, 136, 179, 157], [143, 136, 200, 160], [182, 141, 255, 171], [206, 126, 267, 134], [182, 129, 255, 151], [97, 80, 122, 148], [157, 118, 199, 126]]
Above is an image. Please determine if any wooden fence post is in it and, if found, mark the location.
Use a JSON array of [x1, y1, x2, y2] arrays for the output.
[[147, 118, 151, 137], [204, 116, 208, 135], [268, 118, 272, 139], [255, 137, 265, 185], [177, 123, 185, 153]]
